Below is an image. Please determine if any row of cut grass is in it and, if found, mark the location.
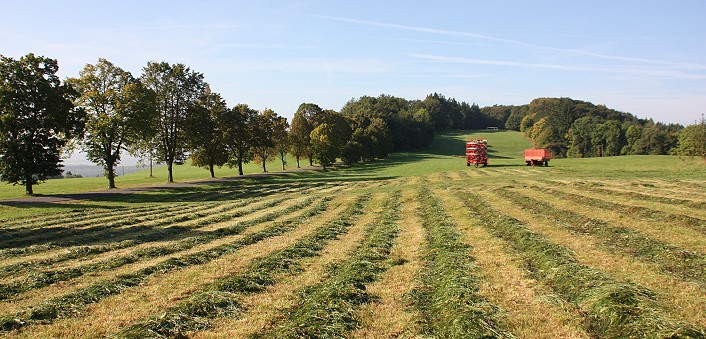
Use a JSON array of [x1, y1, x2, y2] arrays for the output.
[[460, 190, 706, 338], [0, 195, 306, 300], [0, 194, 336, 333], [538, 183, 706, 233], [499, 187, 706, 284], [411, 185, 512, 338], [0, 198, 242, 251], [263, 191, 401, 338], [113, 193, 371, 338], [561, 180, 706, 210]]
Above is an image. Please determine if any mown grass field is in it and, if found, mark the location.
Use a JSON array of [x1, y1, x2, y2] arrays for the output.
[[0, 130, 705, 338]]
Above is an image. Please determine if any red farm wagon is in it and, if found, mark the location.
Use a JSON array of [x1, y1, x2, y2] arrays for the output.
[[524, 148, 552, 167], [466, 140, 488, 167]]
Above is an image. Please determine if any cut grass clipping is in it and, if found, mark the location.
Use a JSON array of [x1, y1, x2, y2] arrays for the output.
[[0, 197, 288, 300], [0, 195, 332, 333], [460, 191, 706, 338], [411, 186, 513, 338], [113, 193, 371, 338], [263, 191, 401, 338], [498, 187, 706, 284]]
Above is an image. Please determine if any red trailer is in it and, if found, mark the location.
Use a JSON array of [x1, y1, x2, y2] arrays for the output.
[[524, 149, 552, 166], [466, 140, 488, 167]]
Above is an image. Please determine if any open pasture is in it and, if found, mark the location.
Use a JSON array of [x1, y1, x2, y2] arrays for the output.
[[0, 131, 705, 338]]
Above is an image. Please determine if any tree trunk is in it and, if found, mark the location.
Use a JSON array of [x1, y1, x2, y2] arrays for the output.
[[167, 160, 174, 183], [308, 155, 313, 166], [106, 160, 117, 189], [238, 159, 244, 176], [262, 160, 267, 173], [25, 179, 33, 195], [107, 168, 116, 189], [149, 154, 154, 178], [295, 155, 300, 168], [209, 164, 215, 178]]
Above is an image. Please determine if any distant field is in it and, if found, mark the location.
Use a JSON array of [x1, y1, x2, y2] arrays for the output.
[[0, 131, 705, 338]]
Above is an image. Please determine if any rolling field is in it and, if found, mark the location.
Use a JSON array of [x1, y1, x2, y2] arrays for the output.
[[0, 131, 705, 338]]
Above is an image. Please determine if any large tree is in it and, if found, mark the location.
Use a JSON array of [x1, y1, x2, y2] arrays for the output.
[[272, 114, 290, 170], [674, 115, 706, 162], [141, 61, 204, 183], [290, 103, 320, 167], [68, 58, 156, 189], [0, 54, 85, 195], [187, 85, 228, 178], [309, 110, 351, 170], [251, 108, 277, 173], [224, 103, 256, 175]]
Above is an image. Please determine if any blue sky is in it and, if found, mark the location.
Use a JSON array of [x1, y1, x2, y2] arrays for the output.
[[2, 0, 705, 129]]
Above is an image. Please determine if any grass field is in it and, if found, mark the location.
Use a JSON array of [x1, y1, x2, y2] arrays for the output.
[[0, 130, 705, 338]]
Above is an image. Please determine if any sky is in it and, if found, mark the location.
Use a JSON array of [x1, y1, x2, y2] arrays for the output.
[[2, 0, 705, 165]]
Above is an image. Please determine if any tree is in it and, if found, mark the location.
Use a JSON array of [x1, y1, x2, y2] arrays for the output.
[[68, 58, 156, 188], [251, 108, 277, 173], [224, 103, 256, 175], [141, 61, 205, 183], [272, 115, 290, 170], [0, 54, 85, 195], [309, 110, 351, 170], [290, 103, 319, 167], [187, 85, 228, 178], [674, 114, 706, 162]]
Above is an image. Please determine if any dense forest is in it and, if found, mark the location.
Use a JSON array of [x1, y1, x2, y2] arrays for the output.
[[1, 53, 704, 194]]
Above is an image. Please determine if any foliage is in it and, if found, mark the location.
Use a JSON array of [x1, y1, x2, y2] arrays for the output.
[[250, 108, 278, 172], [309, 110, 351, 170], [289, 103, 319, 167], [187, 85, 229, 178], [223, 103, 256, 175], [272, 114, 289, 170], [674, 115, 706, 162], [0, 53, 85, 195], [340, 94, 434, 152], [141, 61, 205, 182], [68, 58, 156, 188]]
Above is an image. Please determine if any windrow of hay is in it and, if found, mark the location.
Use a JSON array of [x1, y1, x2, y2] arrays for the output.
[[0, 195, 279, 279], [0, 194, 337, 334], [262, 191, 401, 338], [112, 194, 371, 338], [498, 187, 706, 284], [479, 188, 706, 328], [534, 183, 706, 235], [352, 188, 425, 338], [460, 190, 706, 338], [0, 196, 312, 301], [554, 180, 706, 210], [194, 190, 391, 338], [435, 187, 590, 339], [411, 185, 513, 338]]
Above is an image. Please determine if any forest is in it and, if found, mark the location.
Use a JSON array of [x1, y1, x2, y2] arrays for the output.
[[1, 53, 704, 194]]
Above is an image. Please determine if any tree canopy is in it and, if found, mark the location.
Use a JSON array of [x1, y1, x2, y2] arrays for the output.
[[141, 61, 205, 183], [0, 53, 85, 194], [69, 58, 156, 188]]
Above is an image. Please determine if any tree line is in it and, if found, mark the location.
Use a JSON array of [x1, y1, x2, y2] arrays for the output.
[[2, 54, 703, 194], [0, 55, 439, 194], [482, 98, 704, 161]]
